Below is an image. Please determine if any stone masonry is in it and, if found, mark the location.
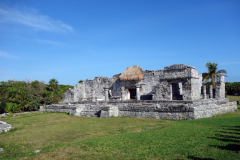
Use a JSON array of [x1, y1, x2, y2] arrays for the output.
[[40, 64, 238, 120]]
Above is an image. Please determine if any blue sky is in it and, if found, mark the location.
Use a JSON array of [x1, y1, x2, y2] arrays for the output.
[[0, 0, 239, 85]]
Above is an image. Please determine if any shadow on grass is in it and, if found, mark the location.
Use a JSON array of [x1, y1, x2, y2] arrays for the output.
[[189, 126, 240, 160], [209, 126, 240, 152]]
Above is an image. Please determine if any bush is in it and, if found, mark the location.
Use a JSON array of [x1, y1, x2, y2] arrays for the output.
[[43, 96, 53, 105], [28, 97, 42, 111], [226, 82, 240, 95], [0, 101, 6, 114], [5, 103, 21, 113], [0, 80, 73, 113]]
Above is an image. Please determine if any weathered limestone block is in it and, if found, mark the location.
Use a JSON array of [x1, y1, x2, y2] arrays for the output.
[[92, 89, 96, 102], [0, 121, 14, 133], [100, 105, 119, 118], [136, 85, 141, 100], [215, 74, 225, 99], [69, 104, 86, 116], [209, 85, 213, 98], [104, 88, 109, 102], [79, 104, 101, 117], [40, 104, 84, 116], [63, 89, 73, 102], [203, 86, 207, 99], [121, 87, 125, 101], [0, 113, 7, 118]]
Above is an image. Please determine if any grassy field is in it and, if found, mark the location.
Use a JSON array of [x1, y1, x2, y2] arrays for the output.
[[227, 95, 240, 102], [0, 108, 240, 159]]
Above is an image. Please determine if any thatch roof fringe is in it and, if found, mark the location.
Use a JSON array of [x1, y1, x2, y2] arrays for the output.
[[119, 65, 143, 81]]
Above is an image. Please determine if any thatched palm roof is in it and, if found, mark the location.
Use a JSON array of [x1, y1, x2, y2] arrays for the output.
[[119, 65, 143, 81]]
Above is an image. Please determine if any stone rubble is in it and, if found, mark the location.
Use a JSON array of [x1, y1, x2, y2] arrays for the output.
[[0, 113, 7, 118], [0, 121, 14, 133], [34, 149, 41, 153]]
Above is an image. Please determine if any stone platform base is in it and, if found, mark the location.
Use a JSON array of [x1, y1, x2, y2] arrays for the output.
[[40, 99, 238, 120]]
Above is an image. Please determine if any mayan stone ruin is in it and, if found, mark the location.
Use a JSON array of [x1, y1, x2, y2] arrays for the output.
[[40, 64, 237, 120]]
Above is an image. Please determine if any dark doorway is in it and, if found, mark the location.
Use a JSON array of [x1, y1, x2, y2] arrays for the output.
[[172, 83, 183, 100], [129, 89, 136, 99]]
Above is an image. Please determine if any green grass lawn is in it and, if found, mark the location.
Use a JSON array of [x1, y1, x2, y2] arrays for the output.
[[0, 109, 240, 160], [227, 95, 240, 109], [227, 95, 240, 102]]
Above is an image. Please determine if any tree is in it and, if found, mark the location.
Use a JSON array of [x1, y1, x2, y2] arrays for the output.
[[48, 78, 59, 91], [203, 62, 227, 88], [78, 80, 84, 83]]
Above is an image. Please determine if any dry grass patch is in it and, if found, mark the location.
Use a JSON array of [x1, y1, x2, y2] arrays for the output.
[[227, 95, 240, 102]]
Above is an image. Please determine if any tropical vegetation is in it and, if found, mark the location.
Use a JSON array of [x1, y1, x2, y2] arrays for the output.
[[202, 62, 227, 88], [226, 82, 240, 95], [0, 79, 73, 113], [78, 80, 84, 83]]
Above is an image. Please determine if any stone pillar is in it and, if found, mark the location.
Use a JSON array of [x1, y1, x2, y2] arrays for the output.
[[121, 87, 125, 101], [203, 86, 207, 99], [216, 74, 225, 99], [104, 88, 109, 102], [136, 85, 141, 100], [92, 89, 96, 102], [178, 82, 183, 95], [152, 86, 156, 101], [209, 85, 213, 99]]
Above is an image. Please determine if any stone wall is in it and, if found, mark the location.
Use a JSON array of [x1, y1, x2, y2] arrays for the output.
[[153, 64, 202, 101], [63, 69, 164, 102], [40, 99, 237, 120], [192, 99, 237, 119]]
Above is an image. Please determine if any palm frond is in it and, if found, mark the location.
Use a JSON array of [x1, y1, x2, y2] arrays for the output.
[[202, 73, 208, 80], [217, 69, 227, 74], [203, 75, 210, 82]]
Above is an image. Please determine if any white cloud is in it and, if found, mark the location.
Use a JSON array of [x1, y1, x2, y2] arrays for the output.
[[0, 50, 21, 59], [0, 6, 73, 32], [33, 39, 58, 44]]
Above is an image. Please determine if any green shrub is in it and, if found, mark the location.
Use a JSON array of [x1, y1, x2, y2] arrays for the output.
[[43, 96, 53, 105], [0, 101, 7, 114], [5, 103, 21, 113], [0, 80, 73, 113], [28, 97, 42, 111]]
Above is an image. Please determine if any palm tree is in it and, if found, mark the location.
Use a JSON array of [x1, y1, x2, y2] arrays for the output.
[[48, 78, 59, 91], [203, 62, 227, 88]]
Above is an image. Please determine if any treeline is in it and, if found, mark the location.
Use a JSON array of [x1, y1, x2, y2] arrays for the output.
[[0, 79, 73, 113], [225, 82, 240, 95], [203, 82, 240, 95]]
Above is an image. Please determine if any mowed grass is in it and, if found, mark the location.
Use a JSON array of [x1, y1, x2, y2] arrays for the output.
[[227, 95, 240, 102], [0, 109, 240, 159], [227, 95, 240, 109]]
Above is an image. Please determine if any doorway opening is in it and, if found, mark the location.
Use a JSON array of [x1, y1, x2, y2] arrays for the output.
[[172, 83, 183, 100], [128, 89, 136, 99]]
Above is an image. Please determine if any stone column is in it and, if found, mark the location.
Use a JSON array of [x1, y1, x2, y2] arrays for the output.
[[104, 88, 109, 102], [136, 85, 141, 100], [121, 87, 125, 101], [203, 86, 207, 99], [92, 89, 96, 102], [152, 86, 156, 101], [209, 85, 213, 99], [216, 74, 225, 99], [178, 82, 183, 95]]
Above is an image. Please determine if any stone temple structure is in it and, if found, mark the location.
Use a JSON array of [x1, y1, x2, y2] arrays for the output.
[[40, 64, 237, 120]]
